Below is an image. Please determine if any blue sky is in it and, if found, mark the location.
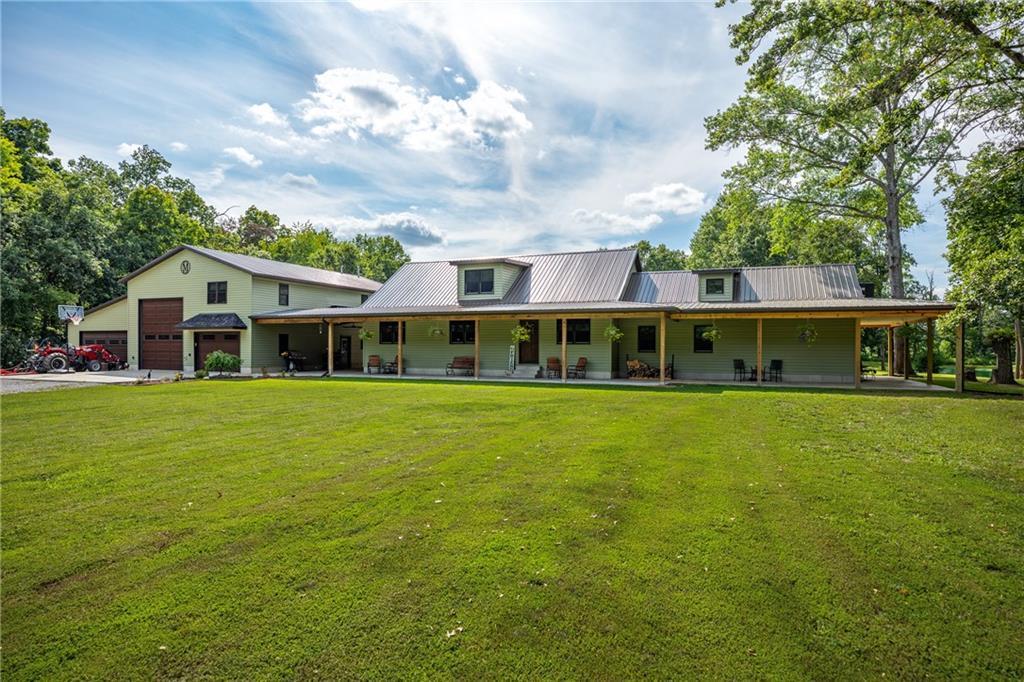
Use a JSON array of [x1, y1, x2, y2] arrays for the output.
[[2, 1, 950, 288]]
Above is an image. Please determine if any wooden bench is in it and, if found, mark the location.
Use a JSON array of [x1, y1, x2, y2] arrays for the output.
[[446, 356, 475, 376]]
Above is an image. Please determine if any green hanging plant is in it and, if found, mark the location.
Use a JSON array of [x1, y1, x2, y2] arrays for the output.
[[796, 322, 818, 346], [358, 328, 375, 342], [510, 324, 532, 344], [701, 324, 722, 342], [603, 323, 624, 343]]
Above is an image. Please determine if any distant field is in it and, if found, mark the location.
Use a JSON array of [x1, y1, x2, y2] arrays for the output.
[[915, 372, 1024, 396], [3, 379, 1023, 679]]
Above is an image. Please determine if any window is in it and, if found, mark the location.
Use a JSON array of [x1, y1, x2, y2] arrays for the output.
[[171, 334, 182, 340], [361, 294, 369, 303], [379, 321, 406, 344], [705, 277, 725, 295], [637, 325, 656, 353], [555, 319, 591, 345], [464, 268, 494, 295], [278, 283, 289, 306], [202, 334, 216, 341], [449, 320, 475, 344], [207, 281, 227, 304], [694, 325, 714, 353], [157, 334, 170, 340], [144, 334, 156, 340], [278, 333, 290, 355]]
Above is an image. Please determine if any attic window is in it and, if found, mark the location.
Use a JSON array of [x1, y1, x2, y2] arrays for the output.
[[278, 283, 289, 306], [705, 278, 725, 295], [464, 268, 494, 295]]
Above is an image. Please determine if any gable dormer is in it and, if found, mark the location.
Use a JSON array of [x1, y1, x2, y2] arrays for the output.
[[449, 257, 531, 302], [695, 269, 737, 303]]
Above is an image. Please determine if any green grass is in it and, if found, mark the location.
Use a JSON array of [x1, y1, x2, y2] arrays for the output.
[[3, 379, 1023, 679], [914, 372, 1024, 396]]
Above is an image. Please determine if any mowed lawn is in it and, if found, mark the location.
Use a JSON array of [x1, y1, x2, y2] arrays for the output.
[[3, 380, 1023, 680]]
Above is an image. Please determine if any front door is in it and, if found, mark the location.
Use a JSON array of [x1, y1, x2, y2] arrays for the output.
[[336, 335, 351, 370], [519, 319, 539, 364]]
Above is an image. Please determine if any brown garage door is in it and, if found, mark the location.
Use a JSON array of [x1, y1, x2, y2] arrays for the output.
[[81, 331, 128, 362], [139, 298, 183, 370], [194, 333, 241, 371]]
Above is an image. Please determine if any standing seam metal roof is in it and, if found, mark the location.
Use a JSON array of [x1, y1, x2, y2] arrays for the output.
[[623, 264, 864, 304]]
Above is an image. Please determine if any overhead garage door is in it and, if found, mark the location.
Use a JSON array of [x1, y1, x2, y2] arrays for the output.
[[139, 298, 183, 370], [81, 331, 128, 363], [194, 333, 241, 371]]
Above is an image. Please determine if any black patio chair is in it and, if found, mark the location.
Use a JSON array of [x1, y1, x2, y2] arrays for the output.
[[768, 359, 783, 382], [733, 359, 747, 381]]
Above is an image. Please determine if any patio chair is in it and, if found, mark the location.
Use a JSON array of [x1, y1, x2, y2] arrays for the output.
[[733, 359, 746, 381], [567, 357, 588, 379], [383, 356, 399, 374], [860, 362, 877, 380], [367, 355, 382, 374], [768, 359, 783, 382], [446, 356, 475, 376], [545, 356, 562, 378]]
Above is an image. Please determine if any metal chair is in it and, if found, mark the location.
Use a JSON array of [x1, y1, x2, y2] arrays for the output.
[[733, 359, 747, 381], [768, 359, 783, 382]]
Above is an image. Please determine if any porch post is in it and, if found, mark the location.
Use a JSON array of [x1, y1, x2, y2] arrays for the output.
[[327, 321, 334, 376], [474, 319, 480, 379], [854, 318, 861, 388], [397, 319, 403, 377], [887, 326, 894, 376], [756, 318, 763, 386], [659, 312, 666, 385], [926, 318, 934, 384], [903, 328, 911, 380], [955, 318, 965, 393], [561, 318, 567, 382]]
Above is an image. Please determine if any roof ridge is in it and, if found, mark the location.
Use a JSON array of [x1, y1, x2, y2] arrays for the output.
[[401, 247, 638, 266], [184, 244, 381, 284]]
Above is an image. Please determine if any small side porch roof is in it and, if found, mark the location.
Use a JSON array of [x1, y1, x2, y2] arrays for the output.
[[176, 313, 248, 330]]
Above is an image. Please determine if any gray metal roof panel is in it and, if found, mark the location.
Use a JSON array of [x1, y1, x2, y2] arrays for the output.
[[623, 265, 864, 304]]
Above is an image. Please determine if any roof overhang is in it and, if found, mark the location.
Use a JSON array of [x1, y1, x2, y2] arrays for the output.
[[176, 313, 248, 330], [84, 294, 127, 315], [447, 257, 532, 268]]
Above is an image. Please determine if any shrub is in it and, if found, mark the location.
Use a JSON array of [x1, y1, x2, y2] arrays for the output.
[[204, 350, 241, 375], [195, 368, 209, 379]]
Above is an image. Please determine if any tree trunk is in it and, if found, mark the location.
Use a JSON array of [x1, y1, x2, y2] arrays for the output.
[[882, 142, 907, 374], [989, 335, 1017, 385], [1015, 319, 1023, 380]]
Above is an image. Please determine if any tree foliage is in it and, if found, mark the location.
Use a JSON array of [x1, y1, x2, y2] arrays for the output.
[[629, 240, 687, 271]]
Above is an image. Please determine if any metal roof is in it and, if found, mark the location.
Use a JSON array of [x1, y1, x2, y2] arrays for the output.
[[176, 312, 248, 330], [121, 245, 383, 292], [251, 300, 673, 320], [677, 298, 953, 313], [448, 256, 532, 267], [623, 264, 864, 304], [84, 294, 127, 315]]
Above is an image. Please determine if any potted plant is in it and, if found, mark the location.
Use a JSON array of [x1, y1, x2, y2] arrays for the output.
[[358, 328, 374, 342], [510, 324, 532, 344], [603, 323, 624, 343], [701, 324, 722, 342], [797, 322, 818, 346]]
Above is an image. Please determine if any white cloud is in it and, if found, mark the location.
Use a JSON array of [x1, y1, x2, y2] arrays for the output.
[[454, 74, 466, 85], [247, 102, 289, 127], [298, 67, 532, 151], [623, 182, 705, 215], [223, 146, 262, 168], [169, 141, 189, 152], [323, 211, 446, 246], [116, 142, 141, 157], [280, 172, 318, 188], [570, 209, 662, 236]]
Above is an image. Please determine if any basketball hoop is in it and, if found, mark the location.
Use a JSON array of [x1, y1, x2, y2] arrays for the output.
[[58, 305, 85, 326]]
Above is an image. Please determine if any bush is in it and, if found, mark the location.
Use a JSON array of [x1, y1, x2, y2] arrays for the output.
[[195, 368, 208, 379], [204, 350, 241, 375]]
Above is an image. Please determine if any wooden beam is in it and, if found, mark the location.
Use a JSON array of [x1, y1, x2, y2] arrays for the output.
[[887, 327, 894, 376], [327, 321, 334, 376], [474, 319, 480, 379], [561, 318, 567, 382], [903, 327, 912, 380], [671, 309, 950, 321], [397, 320, 403, 378], [926, 318, 934, 385], [756, 318, 763, 386], [955, 319, 965, 393], [659, 312, 666, 385], [853, 319, 861, 388]]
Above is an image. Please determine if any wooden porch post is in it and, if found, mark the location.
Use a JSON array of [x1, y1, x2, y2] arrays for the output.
[[561, 318, 567, 382], [853, 318, 861, 388], [327, 321, 334, 376], [926, 319, 934, 384], [955, 318, 965, 393], [903, 326, 912, 380], [887, 326, 894, 376], [659, 312, 666, 385], [397, 320, 403, 377], [474, 319, 480, 379], [756, 318, 763, 386]]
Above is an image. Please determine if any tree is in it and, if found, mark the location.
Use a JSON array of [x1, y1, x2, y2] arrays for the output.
[[237, 205, 282, 247], [353, 234, 410, 281], [630, 240, 687, 271], [688, 186, 777, 268]]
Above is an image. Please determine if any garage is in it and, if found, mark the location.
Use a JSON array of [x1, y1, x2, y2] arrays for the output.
[[80, 331, 128, 362], [194, 333, 241, 370], [139, 298, 183, 370]]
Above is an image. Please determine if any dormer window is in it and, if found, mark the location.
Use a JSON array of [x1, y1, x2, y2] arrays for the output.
[[464, 268, 494, 295], [705, 278, 725, 295]]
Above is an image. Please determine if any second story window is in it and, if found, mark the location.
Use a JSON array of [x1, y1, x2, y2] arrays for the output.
[[705, 277, 725, 295], [207, 281, 227, 304], [464, 268, 494, 295], [278, 283, 289, 306]]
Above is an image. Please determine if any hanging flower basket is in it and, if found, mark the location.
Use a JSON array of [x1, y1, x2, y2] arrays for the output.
[[701, 324, 722, 342], [797, 322, 817, 346], [603, 323, 624, 343], [358, 328, 375, 342], [510, 324, 532, 344]]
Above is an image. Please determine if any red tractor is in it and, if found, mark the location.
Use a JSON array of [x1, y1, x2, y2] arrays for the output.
[[15, 339, 125, 373]]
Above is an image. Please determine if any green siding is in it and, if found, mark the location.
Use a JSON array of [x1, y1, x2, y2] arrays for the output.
[[250, 323, 329, 373], [70, 299, 128, 346], [457, 263, 523, 302], [762, 318, 856, 381], [251, 278, 365, 312], [698, 274, 733, 303]]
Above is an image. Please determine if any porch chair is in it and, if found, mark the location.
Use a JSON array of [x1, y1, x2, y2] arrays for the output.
[[733, 359, 747, 381], [567, 357, 588, 379], [768, 359, 783, 382], [383, 356, 399, 374], [545, 356, 562, 379], [860, 362, 877, 381], [367, 355, 382, 374]]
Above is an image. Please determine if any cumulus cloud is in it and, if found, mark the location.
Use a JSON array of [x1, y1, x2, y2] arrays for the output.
[[298, 67, 532, 151], [169, 141, 189, 152], [223, 146, 262, 168], [454, 74, 466, 86], [247, 102, 289, 127], [570, 209, 662, 236], [325, 212, 446, 246], [280, 172, 318, 188], [116, 142, 141, 157], [623, 182, 705, 215]]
